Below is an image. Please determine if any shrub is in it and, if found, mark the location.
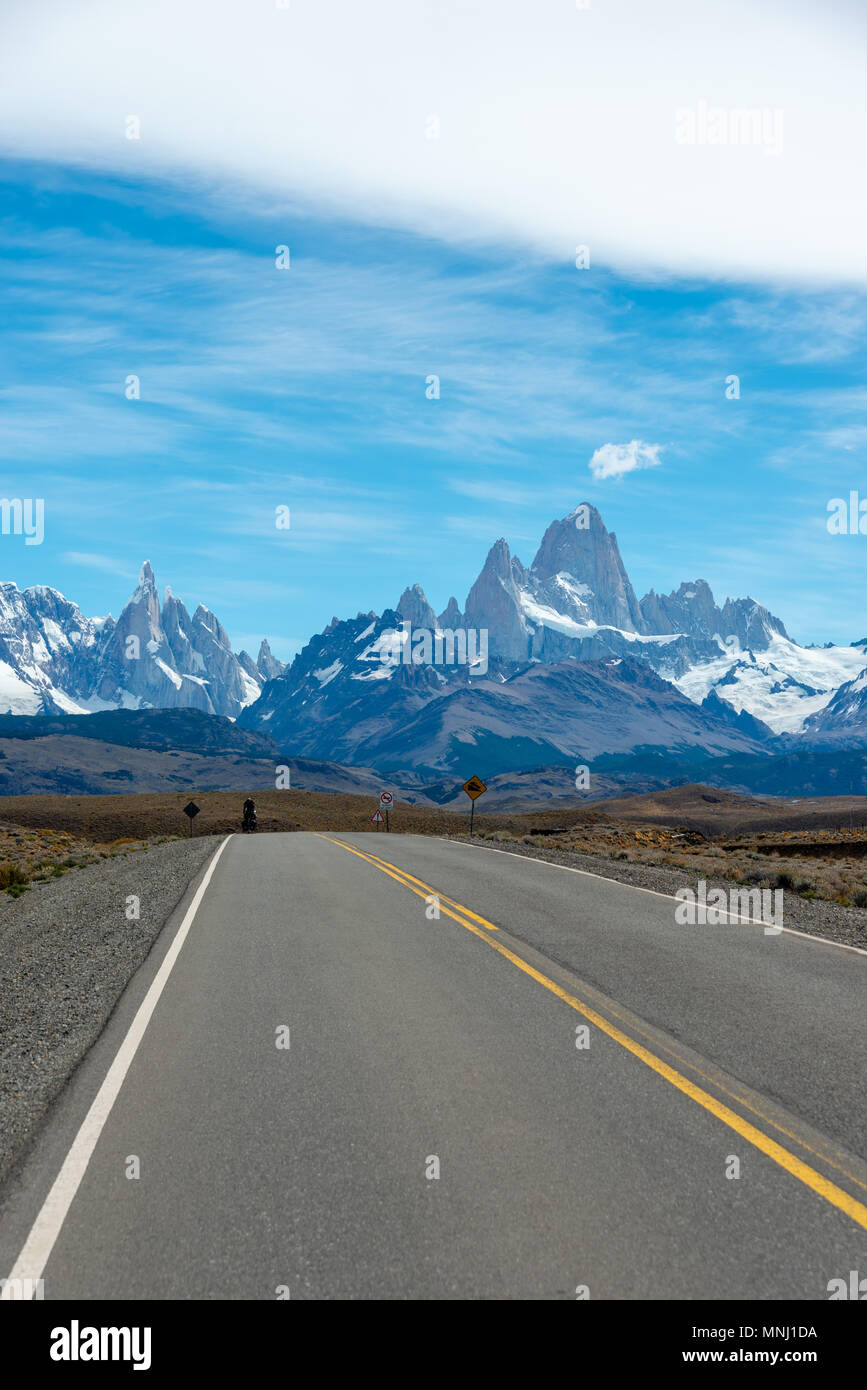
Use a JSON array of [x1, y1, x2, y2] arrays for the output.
[[0, 862, 29, 892]]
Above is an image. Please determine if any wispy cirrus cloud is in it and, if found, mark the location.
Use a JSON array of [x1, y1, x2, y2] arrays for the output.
[[1, 162, 865, 647], [59, 551, 135, 579]]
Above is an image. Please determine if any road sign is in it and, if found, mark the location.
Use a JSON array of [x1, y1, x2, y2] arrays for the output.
[[183, 801, 200, 838], [371, 810, 384, 824], [461, 776, 487, 839], [461, 776, 487, 801], [379, 791, 394, 808]]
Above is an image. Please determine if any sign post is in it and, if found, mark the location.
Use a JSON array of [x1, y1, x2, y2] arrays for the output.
[[379, 790, 394, 833], [461, 775, 487, 838], [183, 801, 200, 838], [371, 810, 384, 831]]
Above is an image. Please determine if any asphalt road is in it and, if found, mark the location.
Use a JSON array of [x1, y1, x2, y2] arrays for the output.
[[1, 831, 865, 1300]]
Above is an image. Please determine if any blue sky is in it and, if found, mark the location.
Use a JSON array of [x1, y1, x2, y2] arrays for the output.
[[2, 156, 866, 658]]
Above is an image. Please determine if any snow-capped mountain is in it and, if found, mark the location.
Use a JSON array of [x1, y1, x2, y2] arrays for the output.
[[242, 604, 769, 772], [449, 505, 861, 736], [801, 660, 867, 743], [673, 636, 867, 735], [0, 562, 283, 718], [2, 506, 863, 776], [239, 502, 865, 771], [457, 506, 794, 689], [0, 581, 103, 714]]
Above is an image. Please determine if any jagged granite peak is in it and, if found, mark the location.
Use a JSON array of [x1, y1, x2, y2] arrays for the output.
[[720, 596, 788, 651], [530, 504, 645, 633], [397, 584, 438, 630], [192, 603, 231, 647], [189, 603, 259, 710], [463, 538, 532, 660], [93, 567, 210, 712], [640, 580, 718, 636], [161, 590, 201, 678], [639, 582, 788, 651], [462, 510, 648, 661], [256, 638, 285, 681], [438, 597, 463, 629], [0, 563, 268, 718], [237, 650, 260, 682]]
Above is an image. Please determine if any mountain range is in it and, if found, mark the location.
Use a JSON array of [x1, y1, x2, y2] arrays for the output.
[[238, 504, 867, 772], [1, 505, 866, 789], [0, 562, 283, 720]]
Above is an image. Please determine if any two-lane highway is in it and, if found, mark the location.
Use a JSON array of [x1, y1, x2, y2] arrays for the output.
[[1, 832, 865, 1299]]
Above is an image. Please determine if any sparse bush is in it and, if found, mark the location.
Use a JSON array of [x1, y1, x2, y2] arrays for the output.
[[0, 862, 29, 892]]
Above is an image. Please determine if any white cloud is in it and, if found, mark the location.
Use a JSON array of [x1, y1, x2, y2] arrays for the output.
[[1, 0, 865, 284], [589, 440, 662, 481]]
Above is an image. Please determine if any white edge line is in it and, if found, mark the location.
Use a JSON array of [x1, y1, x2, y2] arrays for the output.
[[439, 837, 867, 958], [1, 834, 233, 1299]]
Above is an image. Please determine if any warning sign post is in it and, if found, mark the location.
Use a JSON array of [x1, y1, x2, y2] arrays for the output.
[[461, 776, 487, 838]]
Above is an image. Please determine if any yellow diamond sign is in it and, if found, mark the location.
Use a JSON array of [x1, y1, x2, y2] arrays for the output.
[[462, 775, 487, 801]]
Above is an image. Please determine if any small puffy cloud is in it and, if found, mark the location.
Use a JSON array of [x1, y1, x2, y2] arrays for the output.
[[589, 440, 662, 481]]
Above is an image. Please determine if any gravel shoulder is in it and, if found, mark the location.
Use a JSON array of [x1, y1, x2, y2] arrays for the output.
[[0, 835, 220, 1188], [450, 835, 867, 952]]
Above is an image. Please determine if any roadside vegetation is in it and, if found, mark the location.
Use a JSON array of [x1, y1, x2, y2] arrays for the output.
[[0, 823, 170, 899], [474, 823, 867, 910]]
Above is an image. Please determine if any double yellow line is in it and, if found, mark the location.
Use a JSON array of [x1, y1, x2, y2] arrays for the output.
[[317, 833, 867, 1233]]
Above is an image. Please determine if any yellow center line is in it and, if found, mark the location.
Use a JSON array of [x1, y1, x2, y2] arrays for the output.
[[317, 832, 867, 1233], [317, 834, 500, 930], [322, 835, 867, 1192]]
